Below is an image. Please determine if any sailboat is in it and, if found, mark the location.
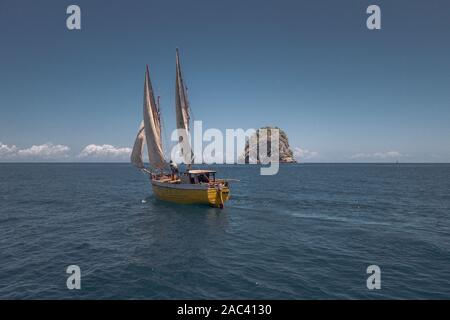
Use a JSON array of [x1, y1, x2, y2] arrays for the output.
[[130, 49, 231, 208]]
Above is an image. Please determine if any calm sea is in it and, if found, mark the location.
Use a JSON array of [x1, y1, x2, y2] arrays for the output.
[[0, 163, 449, 299]]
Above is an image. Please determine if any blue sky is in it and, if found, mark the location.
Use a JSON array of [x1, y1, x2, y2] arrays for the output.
[[0, 0, 449, 162]]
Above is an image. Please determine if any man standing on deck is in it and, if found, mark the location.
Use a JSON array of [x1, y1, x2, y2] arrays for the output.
[[169, 160, 179, 180]]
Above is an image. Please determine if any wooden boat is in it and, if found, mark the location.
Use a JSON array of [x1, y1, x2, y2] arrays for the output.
[[151, 170, 230, 207], [130, 49, 231, 208]]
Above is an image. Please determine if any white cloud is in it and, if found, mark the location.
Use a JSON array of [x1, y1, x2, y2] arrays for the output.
[[0, 142, 70, 160], [0, 142, 18, 158], [350, 151, 403, 160], [294, 147, 319, 161], [78, 144, 131, 160], [18, 143, 70, 158]]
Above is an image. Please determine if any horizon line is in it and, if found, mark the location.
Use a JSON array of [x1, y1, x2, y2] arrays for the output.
[[1, 162, 449, 165]]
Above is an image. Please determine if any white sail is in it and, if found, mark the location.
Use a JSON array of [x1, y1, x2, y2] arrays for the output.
[[130, 121, 145, 169], [143, 66, 166, 169], [175, 48, 193, 164]]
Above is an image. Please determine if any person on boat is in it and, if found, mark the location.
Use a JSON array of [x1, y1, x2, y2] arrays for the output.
[[198, 173, 210, 184], [169, 160, 179, 180]]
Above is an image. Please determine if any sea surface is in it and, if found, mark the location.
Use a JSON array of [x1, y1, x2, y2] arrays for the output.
[[0, 163, 449, 299]]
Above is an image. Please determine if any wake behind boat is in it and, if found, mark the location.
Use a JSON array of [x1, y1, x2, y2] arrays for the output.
[[130, 49, 231, 208]]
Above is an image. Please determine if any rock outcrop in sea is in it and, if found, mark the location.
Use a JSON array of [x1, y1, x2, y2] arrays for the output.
[[242, 126, 296, 163]]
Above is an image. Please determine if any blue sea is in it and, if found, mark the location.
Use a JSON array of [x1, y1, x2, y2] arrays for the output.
[[0, 163, 449, 299]]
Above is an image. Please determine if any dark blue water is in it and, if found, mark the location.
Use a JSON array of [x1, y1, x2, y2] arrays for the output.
[[1, 163, 449, 299]]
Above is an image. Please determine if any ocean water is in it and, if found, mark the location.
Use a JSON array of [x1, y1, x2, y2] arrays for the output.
[[0, 163, 449, 299]]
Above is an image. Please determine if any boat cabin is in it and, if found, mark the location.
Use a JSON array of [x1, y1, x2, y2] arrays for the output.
[[181, 169, 216, 184]]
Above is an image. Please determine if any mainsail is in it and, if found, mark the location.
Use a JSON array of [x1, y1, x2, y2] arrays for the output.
[[131, 66, 166, 170], [143, 65, 166, 169], [175, 48, 193, 164]]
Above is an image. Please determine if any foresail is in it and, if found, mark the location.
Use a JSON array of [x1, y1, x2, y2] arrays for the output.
[[175, 48, 193, 164], [143, 66, 166, 169], [130, 121, 145, 169]]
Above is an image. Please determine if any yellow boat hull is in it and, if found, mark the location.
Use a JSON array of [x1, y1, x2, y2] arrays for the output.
[[151, 180, 230, 208]]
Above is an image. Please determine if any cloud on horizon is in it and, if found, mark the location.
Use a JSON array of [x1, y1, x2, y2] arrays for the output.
[[78, 144, 132, 161], [350, 151, 404, 161], [0, 142, 434, 163], [294, 147, 319, 161], [0, 142, 70, 160], [0, 142, 18, 158], [1, 142, 132, 161]]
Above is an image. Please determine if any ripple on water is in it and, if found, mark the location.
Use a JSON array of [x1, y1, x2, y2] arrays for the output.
[[1, 163, 450, 298]]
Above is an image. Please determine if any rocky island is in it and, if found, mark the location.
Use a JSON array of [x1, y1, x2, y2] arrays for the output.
[[242, 126, 297, 163]]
